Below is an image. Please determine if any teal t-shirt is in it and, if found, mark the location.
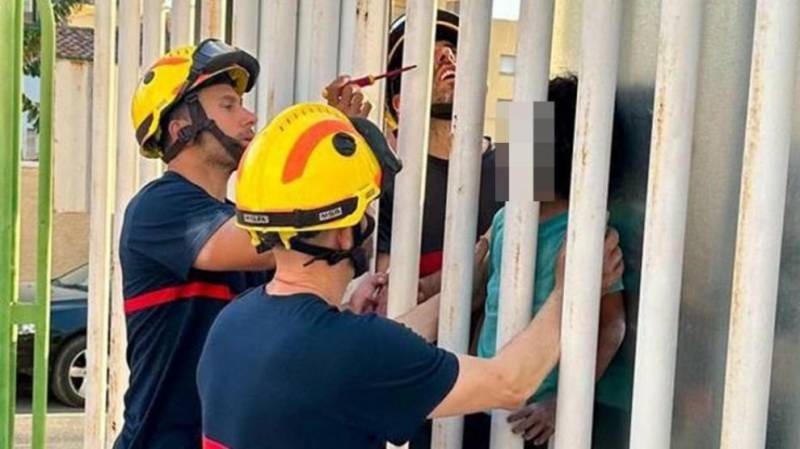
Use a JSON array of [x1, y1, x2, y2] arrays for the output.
[[477, 208, 629, 410]]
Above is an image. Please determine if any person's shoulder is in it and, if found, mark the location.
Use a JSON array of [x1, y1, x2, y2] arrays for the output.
[[339, 313, 435, 357], [125, 172, 229, 221]]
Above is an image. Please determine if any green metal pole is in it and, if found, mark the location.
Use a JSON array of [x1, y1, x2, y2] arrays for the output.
[[0, 0, 23, 447], [31, 1, 56, 447]]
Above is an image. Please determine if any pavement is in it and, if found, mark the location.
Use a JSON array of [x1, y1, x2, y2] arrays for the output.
[[13, 377, 84, 449]]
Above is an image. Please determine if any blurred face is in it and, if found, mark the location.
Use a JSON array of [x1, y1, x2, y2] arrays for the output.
[[431, 40, 457, 104]]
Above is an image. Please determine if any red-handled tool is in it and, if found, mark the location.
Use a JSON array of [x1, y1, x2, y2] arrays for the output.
[[346, 65, 418, 87]]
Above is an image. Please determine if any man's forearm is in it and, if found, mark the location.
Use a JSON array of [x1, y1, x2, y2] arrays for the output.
[[493, 289, 563, 404], [395, 294, 440, 342], [595, 294, 626, 381], [595, 322, 625, 381]]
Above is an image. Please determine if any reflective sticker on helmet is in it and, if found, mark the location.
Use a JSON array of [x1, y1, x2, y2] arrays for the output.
[[319, 207, 343, 222], [241, 213, 270, 225]]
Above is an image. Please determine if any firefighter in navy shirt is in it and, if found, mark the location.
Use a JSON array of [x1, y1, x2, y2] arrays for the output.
[[115, 40, 277, 449], [197, 103, 622, 448]]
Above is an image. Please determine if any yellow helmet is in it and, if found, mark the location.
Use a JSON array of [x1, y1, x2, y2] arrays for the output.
[[131, 39, 259, 160], [235, 103, 401, 250]]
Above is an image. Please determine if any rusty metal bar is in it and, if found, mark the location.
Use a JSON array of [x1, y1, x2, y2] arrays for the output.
[[490, 1, 554, 447], [628, 1, 704, 448], [719, 1, 800, 448], [432, 1, 494, 448], [552, 1, 622, 448]]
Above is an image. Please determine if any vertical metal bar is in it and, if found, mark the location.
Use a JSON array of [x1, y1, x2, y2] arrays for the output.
[[628, 1, 704, 448], [231, 0, 259, 112], [200, 0, 226, 40], [719, 1, 800, 447], [31, 2, 56, 447], [338, 0, 357, 75], [0, 0, 23, 447], [256, 0, 297, 126], [552, 1, 622, 448], [385, 3, 436, 447], [351, 0, 390, 272], [140, 0, 166, 186], [84, 0, 117, 446], [489, 1, 554, 447], [385, 0, 435, 320], [294, 0, 341, 102], [432, 1, 494, 448], [107, 0, 143, 445], [352, 0, 390, 126], [170, 0, 195, 48]]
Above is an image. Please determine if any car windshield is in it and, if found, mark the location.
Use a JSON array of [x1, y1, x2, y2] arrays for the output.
[[53, 264, 88, 291]]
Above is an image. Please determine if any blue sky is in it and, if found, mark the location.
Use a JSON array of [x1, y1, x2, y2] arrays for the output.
[[492, 0, 521, 20]]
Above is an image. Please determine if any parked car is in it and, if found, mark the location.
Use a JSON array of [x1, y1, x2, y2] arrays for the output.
[[17, 264, 88, 408]]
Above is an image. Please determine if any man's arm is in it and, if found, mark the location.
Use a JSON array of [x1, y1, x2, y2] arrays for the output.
[[429, 288, 563, 418], [594, 291, 625, 380], [194, 217, 275, 272], [426, 230, 623, 419], [395, 294, 440, 343], [376, 252, 391, 273]]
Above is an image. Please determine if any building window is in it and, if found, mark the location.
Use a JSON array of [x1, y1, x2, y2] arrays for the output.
[[499, 54, 516, 76], [22, 128, 39, 162], [24, 0, 37, 23]]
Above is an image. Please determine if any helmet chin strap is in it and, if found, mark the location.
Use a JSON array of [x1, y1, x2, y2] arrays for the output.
[[288, 214, 376, 279], [162, 92, 245, 164]]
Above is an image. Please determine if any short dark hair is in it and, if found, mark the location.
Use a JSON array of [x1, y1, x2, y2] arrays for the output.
[[550, 75, 579, 200]]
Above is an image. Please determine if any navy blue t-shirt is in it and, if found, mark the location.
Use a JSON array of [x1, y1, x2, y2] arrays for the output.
[[115, 171, 269, 449], [197, 289, 460, 449]]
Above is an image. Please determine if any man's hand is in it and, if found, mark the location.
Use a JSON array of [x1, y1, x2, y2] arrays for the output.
[[601, 228, 624, 293], [322, 75, 372, 118], [507, 397, 557, 445], [346, 272, 388, 314]]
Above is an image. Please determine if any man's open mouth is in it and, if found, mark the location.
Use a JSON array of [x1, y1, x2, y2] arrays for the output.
[[438, 66, 456, 82]]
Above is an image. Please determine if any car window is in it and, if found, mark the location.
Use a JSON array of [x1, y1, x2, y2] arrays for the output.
[[54, 264, 88, 291]]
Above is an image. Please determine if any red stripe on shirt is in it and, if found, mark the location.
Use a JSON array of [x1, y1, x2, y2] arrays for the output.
[[124, 282, 235, 315], [202, 435, 230, 449], [419, 250, 444, 277]]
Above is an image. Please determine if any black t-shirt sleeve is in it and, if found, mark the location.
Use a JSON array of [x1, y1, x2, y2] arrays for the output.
[[123, 181, 234, 281], [377, 183, 394, 254], [339, 314, 459, 444]]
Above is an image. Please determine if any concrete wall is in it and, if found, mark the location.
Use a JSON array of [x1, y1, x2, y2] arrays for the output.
[[19, 59, 93, 282], [19, 167, 90, 282], [53, 59, 93, 213]]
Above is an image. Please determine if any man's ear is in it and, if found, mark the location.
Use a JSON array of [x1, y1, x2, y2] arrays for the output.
[[392, 94, 401, 116], [167, 118, 191, 144], [334, 226, 355, 251]]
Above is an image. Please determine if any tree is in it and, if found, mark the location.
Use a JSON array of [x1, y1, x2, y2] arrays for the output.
[[23, 0, 87, 130]]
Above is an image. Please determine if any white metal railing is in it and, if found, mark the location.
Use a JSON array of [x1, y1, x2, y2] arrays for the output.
[[81, 1, 799, 448], [628, 1, 704, 448], [720, 1, 800, 448], [552, 1, 623, 449]]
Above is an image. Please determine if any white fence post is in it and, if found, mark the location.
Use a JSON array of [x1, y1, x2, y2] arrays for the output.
[[84, 0, 117, 447], [256, 0, 298, 127], [490, 1, 554, 447], [719, 1, 800, 448], [628, 1, 704, 448], [552, 1, 623, 448], [432, 1, 494, 448]]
